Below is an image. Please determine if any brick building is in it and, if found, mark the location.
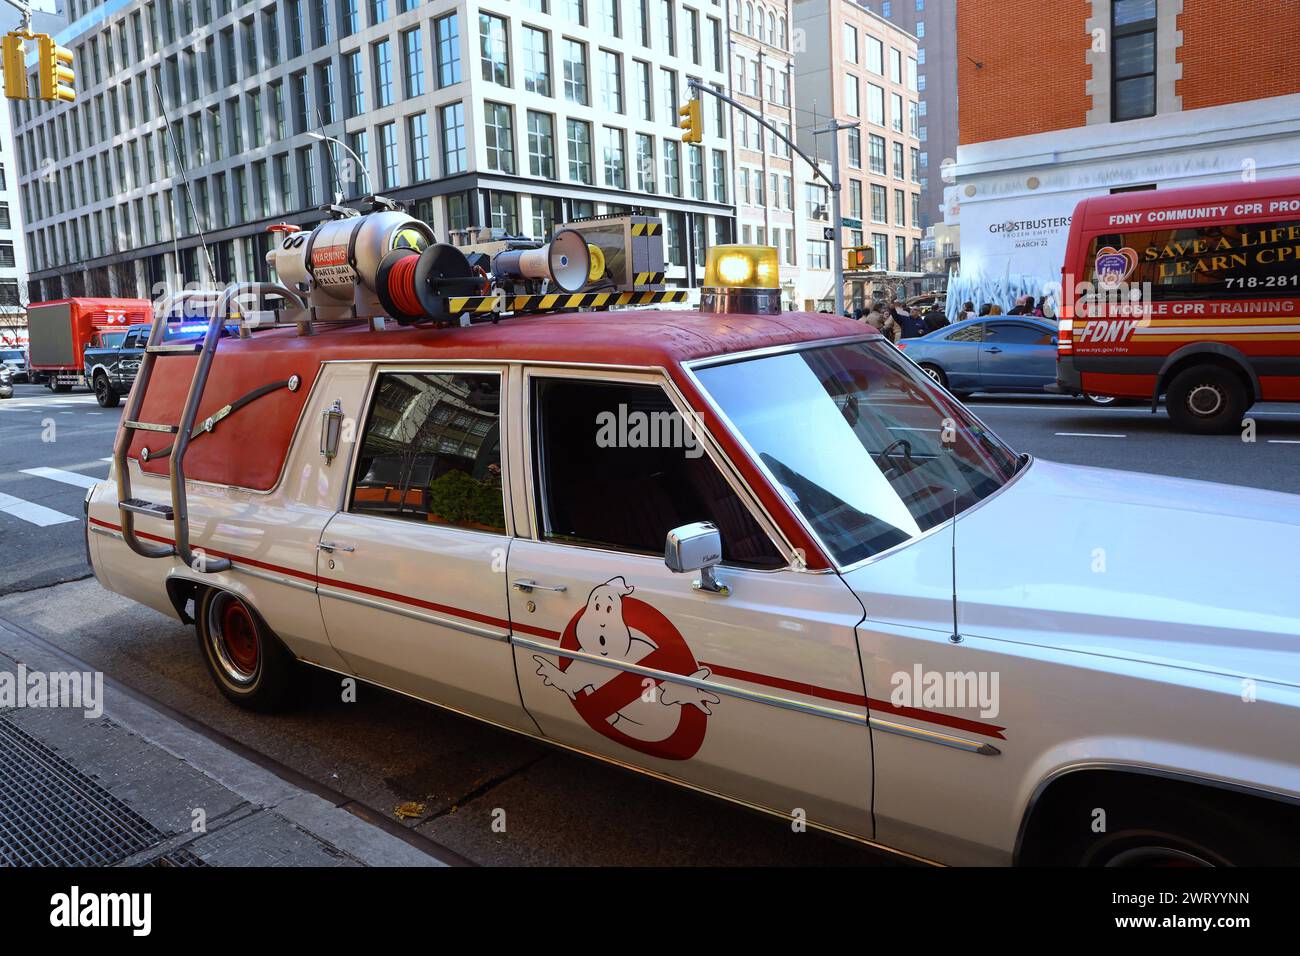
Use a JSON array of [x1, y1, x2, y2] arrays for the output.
[[948, 0, 1300, 313]]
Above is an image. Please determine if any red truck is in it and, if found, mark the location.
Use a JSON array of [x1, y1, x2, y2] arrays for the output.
[[27, 298, 152, 391], [1056, 176, 1300, 433]]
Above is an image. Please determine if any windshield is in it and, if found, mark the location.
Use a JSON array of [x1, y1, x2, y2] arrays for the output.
[[694, 339, 1020, 566], [97, 331, 128, 348], [0, 350, 22, 361]]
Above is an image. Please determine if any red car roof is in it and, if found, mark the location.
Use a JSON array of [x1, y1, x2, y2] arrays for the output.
[[127, 308, 856, 570]]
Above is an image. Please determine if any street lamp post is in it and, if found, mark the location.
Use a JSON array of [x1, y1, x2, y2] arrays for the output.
[[307, 131, 375, 201]]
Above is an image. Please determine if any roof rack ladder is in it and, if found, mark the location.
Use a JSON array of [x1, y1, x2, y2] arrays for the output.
[[113, 282, 305, 572]]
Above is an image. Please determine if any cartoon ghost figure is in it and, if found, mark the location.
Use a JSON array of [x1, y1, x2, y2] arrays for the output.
[[534, 576, 720, 744]]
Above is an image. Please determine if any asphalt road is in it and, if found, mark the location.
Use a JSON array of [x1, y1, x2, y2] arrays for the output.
[[0, 381, 1296, 865]]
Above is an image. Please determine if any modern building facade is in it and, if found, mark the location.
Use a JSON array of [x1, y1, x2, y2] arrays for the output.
[[14, 0, 736, 303], [792, 0, 924, 307], [949, 0, 1300, 313], [856, 0, 955, 232]]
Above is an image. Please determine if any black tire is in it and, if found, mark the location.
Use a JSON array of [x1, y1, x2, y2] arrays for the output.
[[918, 363, 948, 389], [1044, 789, 1291, 867], [94, 375, 120, 408], [1165, 364, 1250, 435], [195, 589, 301, 711]]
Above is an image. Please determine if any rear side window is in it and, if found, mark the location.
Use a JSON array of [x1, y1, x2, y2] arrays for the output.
[[532, 378, 785, 568], [350, 371, 506, 534], [945, 323, 983, 342], [1087, 218, 1300, 299], [986, 323, 1052, 346]]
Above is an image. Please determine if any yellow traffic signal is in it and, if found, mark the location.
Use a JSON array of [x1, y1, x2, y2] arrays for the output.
[[2, 33, 28, 101], [677, 98, 702, 144], [38, 34, 74, 103]]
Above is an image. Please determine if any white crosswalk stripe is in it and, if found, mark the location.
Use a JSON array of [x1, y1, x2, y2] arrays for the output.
[[0, 491, 77, 526], [20, 466, 101, 490], [0, 460, 109, 527]]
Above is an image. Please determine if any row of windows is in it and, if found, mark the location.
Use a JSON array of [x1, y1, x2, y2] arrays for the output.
[[730, 0, 789, 52], [841, 24, 918, 92]]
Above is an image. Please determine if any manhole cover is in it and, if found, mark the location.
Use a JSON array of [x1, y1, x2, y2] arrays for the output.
[[0, 716, 166, 866]]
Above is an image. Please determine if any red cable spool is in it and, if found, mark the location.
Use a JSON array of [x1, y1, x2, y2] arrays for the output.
[[374, 248, 426, 323]]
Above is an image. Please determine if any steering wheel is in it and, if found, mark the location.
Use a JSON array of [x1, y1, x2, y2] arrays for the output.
[[876, 437, 915, 478]]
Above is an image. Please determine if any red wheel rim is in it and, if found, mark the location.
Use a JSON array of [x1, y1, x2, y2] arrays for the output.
[[219, 600, 260, 677]]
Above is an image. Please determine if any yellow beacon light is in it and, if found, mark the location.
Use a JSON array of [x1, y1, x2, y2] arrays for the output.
[[700, 245, 781, 315]]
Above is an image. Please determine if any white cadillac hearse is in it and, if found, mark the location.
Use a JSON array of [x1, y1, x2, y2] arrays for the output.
[[86, 224, 1300, 866]]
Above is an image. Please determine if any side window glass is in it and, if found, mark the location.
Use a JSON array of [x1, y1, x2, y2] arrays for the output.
[[987, 323, 1049, 345], [945, 322, 983, 343], [532, 378, 785, 569], [350, 372, 506, 533]]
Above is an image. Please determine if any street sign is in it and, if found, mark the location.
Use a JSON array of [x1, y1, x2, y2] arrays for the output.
[[822, 227, 834, 241]]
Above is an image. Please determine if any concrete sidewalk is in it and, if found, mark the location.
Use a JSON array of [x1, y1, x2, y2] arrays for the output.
[[0, 614, 451, 867]]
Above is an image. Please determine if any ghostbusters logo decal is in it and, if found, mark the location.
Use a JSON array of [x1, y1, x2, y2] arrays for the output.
[[532, 577, 719, 761]]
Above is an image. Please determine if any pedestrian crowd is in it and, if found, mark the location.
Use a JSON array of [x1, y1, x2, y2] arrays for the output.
[[848, 293, 1050, 343]]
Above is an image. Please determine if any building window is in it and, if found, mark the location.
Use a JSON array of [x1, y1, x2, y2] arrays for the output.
[[533, 196, 560, 239], [563, 39, 588, 105], [636, 133, 655, 192], [892, 141, 904, 178], [373, 39, 394, 108], [806, 240, 829, 270], [435, 13, 461, 88], [636, 60, 653, 121], [490, 192, 518, 232], [846, 128, 861, 169], [440, 102, 466, 174], [600, 49, 623, 113], [711, 149, 726, 203], [524, 26, 551, 96], [865, 36, 883, 75], [408, 112, 430, 182], [662, 139, 680, 196], [602, 125, 626, 189], [871, 184, 887, 223], [1112, 0, 1156, 121], [345, 51, 365, 116], [479, 13, 510, 87], [687, 144, 703, 200], [567, 119, 593, 183], [378, 121, 399, 189], [866, 82, 885, 126], [402, 28, 425, 98], [527, 110, 555, 178], [872, 232, 888, 271], [484, 102, 515, 173]]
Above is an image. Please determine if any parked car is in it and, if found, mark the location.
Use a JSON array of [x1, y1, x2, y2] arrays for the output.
[[87, 305, 1300, 866], [898, 315, 1118, 404], [83, 324, 150, 408], [0, 348, 28, 383]]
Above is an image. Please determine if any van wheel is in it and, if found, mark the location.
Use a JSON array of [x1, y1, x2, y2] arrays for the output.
[[1084, 392, 1118, 407], [1165, 365, 1250, 434], [94, 375, 120, 408], [196, 589, 301, 711]]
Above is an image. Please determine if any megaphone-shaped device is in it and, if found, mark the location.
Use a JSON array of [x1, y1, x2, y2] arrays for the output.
[[492, 229, 592, 293]]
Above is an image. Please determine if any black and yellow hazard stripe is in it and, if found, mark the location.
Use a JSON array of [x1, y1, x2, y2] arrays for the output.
[[630, 222, 663, 237], [633, 271, 666, 285], [445, 289, 687, 315]]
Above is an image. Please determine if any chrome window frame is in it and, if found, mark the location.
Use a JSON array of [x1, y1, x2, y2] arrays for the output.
[[681, 335, 1031, 574], [341, 362, 516, 539], [517, 362, 799, 571]]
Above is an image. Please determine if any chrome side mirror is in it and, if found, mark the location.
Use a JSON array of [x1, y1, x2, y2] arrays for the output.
[[320, 399, 344, 463], [664, 521, 730, 596]]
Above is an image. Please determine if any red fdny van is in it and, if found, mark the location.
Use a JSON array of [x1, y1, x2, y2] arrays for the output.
[[1056, 177, 1300, 433]]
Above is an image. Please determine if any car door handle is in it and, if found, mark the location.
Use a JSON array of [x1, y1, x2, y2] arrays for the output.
[[984, 347, 1002, 353], [512, 578, 567, 593], [317, 541, 355, 553]]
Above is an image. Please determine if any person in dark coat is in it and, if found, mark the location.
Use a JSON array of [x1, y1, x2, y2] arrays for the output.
[[922, 305, 949, 334]]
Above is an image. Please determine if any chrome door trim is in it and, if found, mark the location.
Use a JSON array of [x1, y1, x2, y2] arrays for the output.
[[317, 585, 509, 641], [515, 635, 1000, 754], [869, 716, 1001, 756], [513, 634, 868, 726]]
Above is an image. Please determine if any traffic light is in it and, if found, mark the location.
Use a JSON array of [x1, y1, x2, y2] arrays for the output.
[[677, 98, 702, 144], [847, 246, 875, 270], [2, 33, 27, 101], [38, 34, 75, 103]]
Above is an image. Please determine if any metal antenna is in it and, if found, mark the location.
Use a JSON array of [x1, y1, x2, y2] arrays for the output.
[[315, 106, 345, 205], [150, 75, 218, 288], [949, 487, 961, 644]]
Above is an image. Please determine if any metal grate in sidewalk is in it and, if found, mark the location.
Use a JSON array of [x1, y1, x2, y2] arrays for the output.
[[0, 715, 166, 866]]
